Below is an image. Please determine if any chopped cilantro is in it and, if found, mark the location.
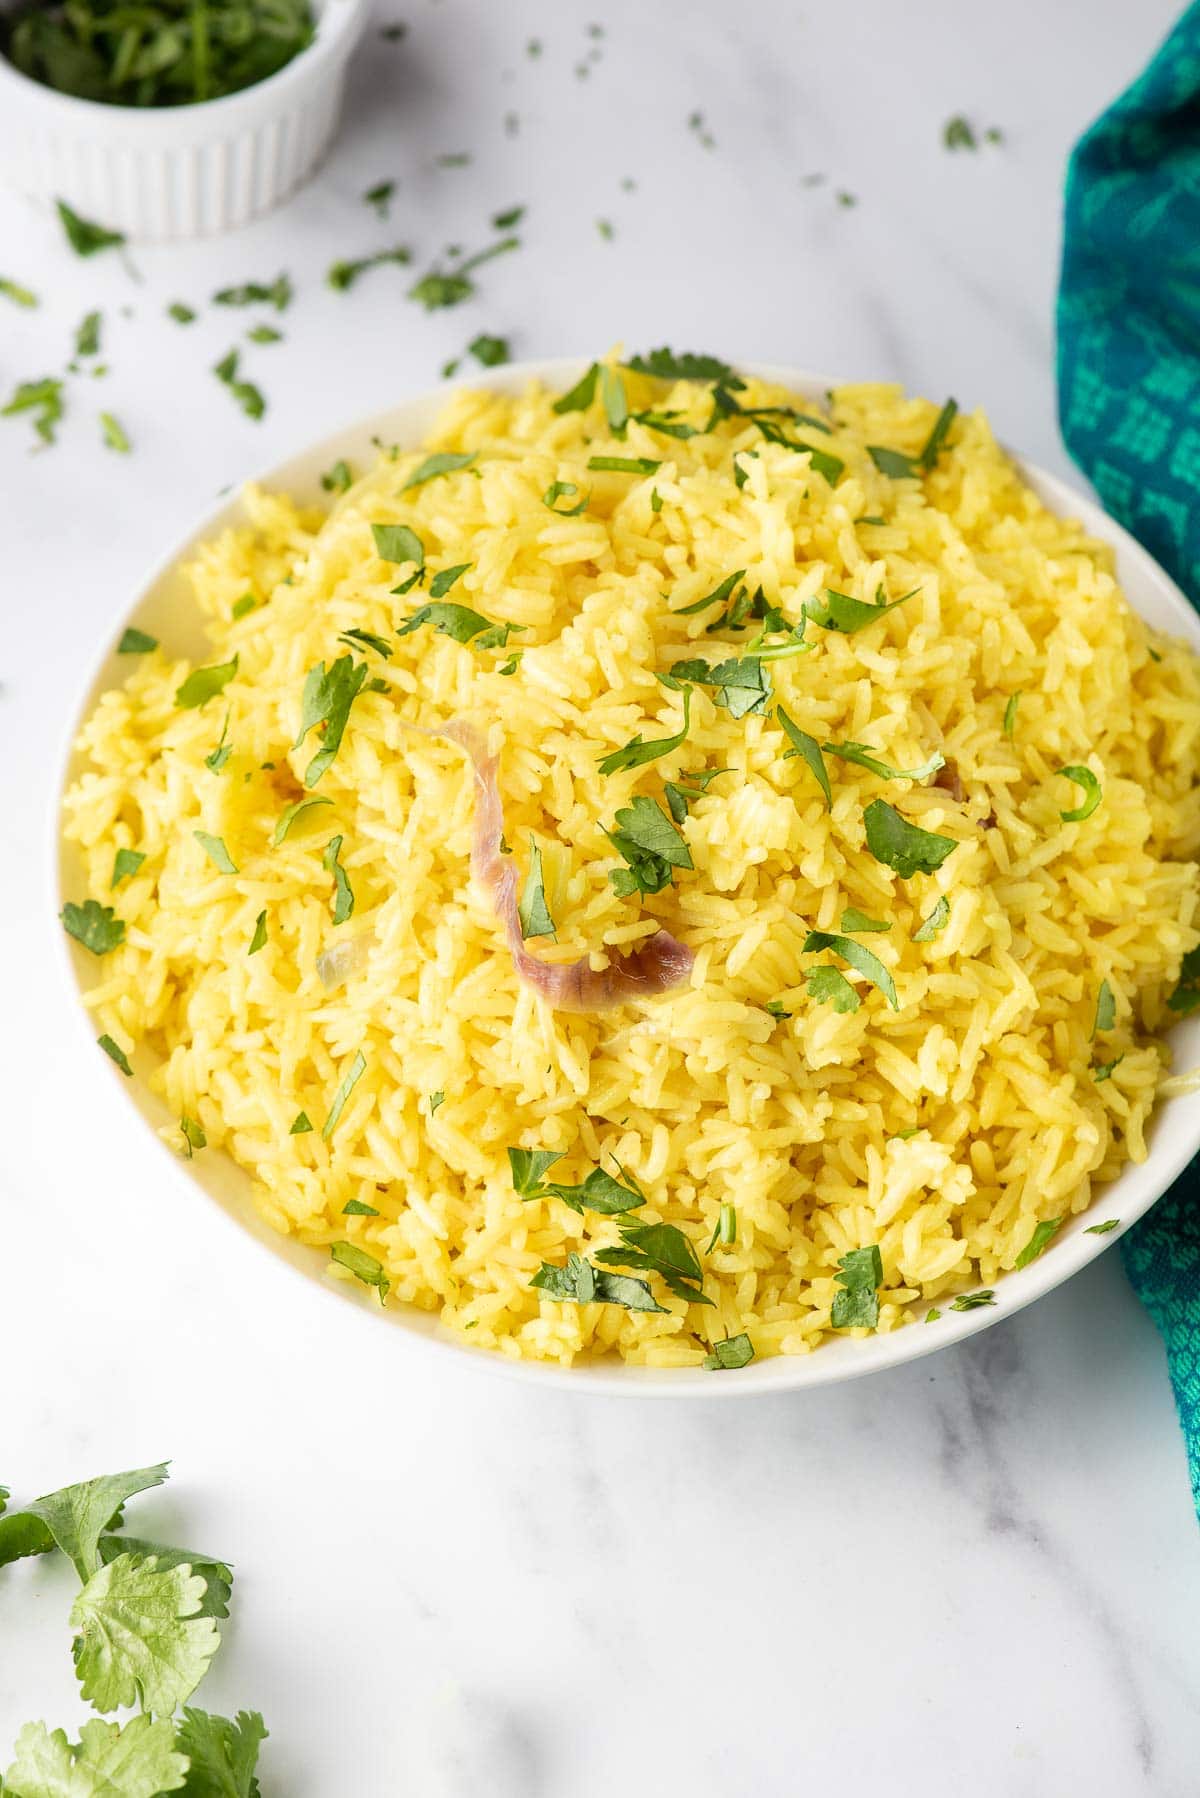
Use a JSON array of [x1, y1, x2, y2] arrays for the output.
[[598, 687, 690, 774], [111, 848, 145, 888], [272, 795, 333, 846], [517, 837, 555, 940], [344, 1198, 381, 1216], [397, 602, 520, 649], [542, 1166, 646, 1217], [543, 481, 589, 515], [597, 1218, 710, 1305], [338, 627, 392, 659], [1085, 1219, 1120, 1235], [1015, 1217, 1062, 1269], [1093, 1055, 1124, 1083], [429, 1090, 445, 1114], [702, 1333, 755, 1370], [100, 411, 130, 453], [61, 899, 124, 956], [863, 799, 959, 878], [913, 895, 950, 941], [601, 365, 628, 434], [231, 592, 257, 619], [429, 562, 472, 598], [407, 236, 518, 310], [949, 1290, 995, 1311], [803, 931, 898, 1009], [401, 450, 476, 490], [1003, 692, 1021, 737], [193, 831, 237, 874], [507, 1146, 566, 1196], [831, 1245, 882, 1328], [97, 1034, 132, 1076], [764, 998, 792, 1020], [364, 179, 396, 216], [330, 1241, 389, 1301], [663, 654, 772, 718], [177, 655, 238, 710], [943, 114, 977, 150], [673, 570, 747, 617], [322, 1049, 367, 1140], [805, 586, 911, 634], [2, 375, 64, 444], [327, 247, 411, 291], [322, 459, 354, 494], [0, 277, 37, 308], [553, 363, 600, 413], [1168, 946, 1200, 1016], [247, 324, 282, 344], [531, 1252, 667, 1312], [180, 1115, 206, 1156], [1093, 979, 1116, 1036], [596, 217, 614, 240], [289, 1111, 313, 1135], [706, 1202, 737, 1251], [293, 655, 368, 786], [588, 454, 661, 474], [492, 204, 525, 229], [56, 200, 124, 256], [248, 910, 268, 955], [607, 794, 693, 896], [840, 907, 889, 933], [74, 310, 102, 357], [1056, 764, 1102, 822], [776, 707, 831, 808], [805, 965, 861, 1012], [168, 302, 196, 324], [323, 836, 354, 924], [118, 627, 158, 654], [213, 350, 265, 420], [868, 399, 958, 479], [468, 333, 510, 366], [625, 348, 743, 385], [372, 521, 424, 564], [823, 740, 945, 782], [213, 274, 291, 310]]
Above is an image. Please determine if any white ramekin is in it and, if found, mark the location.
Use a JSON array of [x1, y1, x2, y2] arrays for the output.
[[0, 0, 368, 241]]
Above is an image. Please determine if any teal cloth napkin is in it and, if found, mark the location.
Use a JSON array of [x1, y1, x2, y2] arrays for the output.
[[1058, 2, 1200, 1514]]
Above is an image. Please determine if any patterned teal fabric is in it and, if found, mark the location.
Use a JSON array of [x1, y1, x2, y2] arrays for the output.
[[1058, 2, 1200, 1515]]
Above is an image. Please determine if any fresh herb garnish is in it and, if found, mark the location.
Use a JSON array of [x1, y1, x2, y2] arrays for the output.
[[803, 931, 898, 1009], [1056, 764, 1102, 822], [397, 602, 522, 649], [429, 1090, 445, 1114], [507, 1146, 566, 1196], [823, 740, 945, 782], [673, 570, 747, 617], [517, 836, 555, 940], [330, 1242, 389, 1301], [706, 1202, 737, 1251], [663, 654, 772, 718], [2, 376, 64, 445], [863, 799, 959, 878], [1093, 979, 1116, 1036], [607, 794, 693, 896], [868, 399, 958, 479], [401, 450, 476, 490], [100, 411, 130, 452], [371, 521, 424, 565], [597, 1218, 711, 1305], [943, 115, 977, 150], [247, 324, 282, 344], [213, 350, 265, 420], [97, 1033, 133, 1075], [118, 627, 158, 654], [56, 200, 124, 257], [543, 481, 589, 515], [293, 655, 368, 786], [703, 1332, 754, 1370], [601, 364, 628, 434], [193, 830, 237, 874], [913, 895, 950, 941], [428, 562, 471, 598], [338, 627, 391, 659], [840, 907, 889, 933], [1168, 946, 1200, 1016], [1093, 1055, 1125, 1083], [588, 455, 661, 474], [214, 274, 291, 310], [176, 655, 237, 709], [598, 687, 691, 775], [949, 1290, 995, 1312], [531, 1252, 667, 1312], [327, 246, 411, 291], [343, 1198, 381, 1216], [322, 458, 354, 494], [407, 236, 519, 310], [289, 1111, 313, 1135], [1085, 1219, 1120, 1235], [763, 998, 792, 1021], [272, 795, 333, 845], [1015, 1218, 1062, 1269], [776, 707, 831, 808], [322, 1049, 367, 1140], [168, 302, 196, 324], [805, 965, 861, 1012], [61, 899, 125, 956], [1003, 692, 1021, 737], [0, 277, 37, 308], [542, 1166, 646, 1217], [552, 363, 600, 413], [74, 310, 102, 357], [231, 592, 256, 619], [805, 586, 911, 634], [364, 179, 396, 217], [111, 848, 145, 887], [492, 204, 525, 229], [180, 1115, 207, 1157], [831, 1245, 882, 1328], [248, 910, 268, 955], [625, 347, 743, 385], [323, 836, 354, 923], [468, 333, 510, 366]]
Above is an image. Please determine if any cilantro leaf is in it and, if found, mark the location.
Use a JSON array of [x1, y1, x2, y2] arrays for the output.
[[169, 302, 196, 324], [112, 848, 145, 889], [401, 451, 476, 490], [3, 1714, 188, 1798], [213, 275, 291, 310], [293, 656, 368, 786], [823, 740, 945, 782], [492, 204, 525, 229], [671, 570, 746, 618], [322, 459, 354, 494], [323, 835, 355, 924], [56, 200, 125, 257], [703, 1332, 755, 1370], [327, 247, 411, 291], [1093, 979, 1116, 1036], [0, 277, 38, 308], [805, 965, 861, 1012], [180, 1117, 206, 1158], [0, 1464, 168, 1580], [272, 796, 333, 846], [1056, 764, 1102, 822], [508, 1147, 565, 1196], [396, 602, 508, 645], [98, 1034, 133, 1076], [542, 1167, 646, 1216], [407, 237, 517, 309], [543, 481, 588, 515], [212, 352, 264, 421], [205, 710, 232, 773], [74, 310, 101, 357], [248, 910, 267, 955], [624, 348, 744, 386], [805, 587, 911, 634], [1015, 1218, 1062, 1269], [867, 399, 958, 479], [175, 657, 238, 710], [595, 1218, 710, 1305], [118, 628, 158, 655], [831, 1244, 882, 1328], [339, 628, 391, 659], [840, 907, 889, 933], [913, 896, 950, 941], [2, 376, 64, 444], [344, 1198, 381, 1215], [364, 179, 396, 216], [531, 1252, 667, 1312], [429, 562, 472, 598], [944, 114, 977, 150], [949, 1290, 995, 1311], [776, 706, 831, 808], [289, 1112, 312, 1136], [330, 1242, 389, 1301], [802, 931, 898, 1009], [517, 836, 555, 940], [1003, 692, 1021, 737], [863, 799, 959, 878], [666, 654, 772, 717], [1168, 945, 1200, 1016], [193, 831, 237, 875], [469, 333, 510, 367], [1093, 1055, 1125, 1083], [176, 1708, 267, 1798], [95, 1536, 231, 1622], [71, 1552, 220, 1715], [1085, 1219, 1120, 1235], [323, 1050, 366, 1141], [61, 900, 125, 957], [607, 794, 692, 897], [598, 687, 691, 775], [552, 363, 599, 413], [587, 455, 661, 474], [371, 522, 424, 566], [601, 365, 628, 435]]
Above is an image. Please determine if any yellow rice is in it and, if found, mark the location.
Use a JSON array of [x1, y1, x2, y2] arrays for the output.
[[62, 365, 1200, 1366]]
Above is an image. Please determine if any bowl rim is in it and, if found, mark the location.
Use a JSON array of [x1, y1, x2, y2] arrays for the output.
[[0, 0, 366, 126], [52, 356, 1200, 1398]]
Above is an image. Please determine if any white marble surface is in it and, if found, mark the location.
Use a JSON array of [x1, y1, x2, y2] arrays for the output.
[[3, 0, 1200, 1790]]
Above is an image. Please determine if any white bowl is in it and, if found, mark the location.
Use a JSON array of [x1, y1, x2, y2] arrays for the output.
[[55, 359, 1200, 1396], [0, 0, 367, 240]]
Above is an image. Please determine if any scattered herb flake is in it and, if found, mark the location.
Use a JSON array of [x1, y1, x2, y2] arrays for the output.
[[913, 895, 950, 941], [803, 931, 898, 1009], [401, 450, 476, 490], [1056, 764, 1102, 822], [323, 1049, 367, 1140], [805, 965, 861, 1013], [289, 1111, 313, 1135], [213, 274, 291, 310], [175, 655, 237, 709], [1003, 692, 1021, 737], [531, 1251, 667, 1312], [1085, 1219, 1120, 1235], [2, 375, 64, 444], [775, 706, 832, 808], [180, 1115, 207, 1157], [272, 795, 333, 846], [543, 480, 588, 515], [118, 627, 158, 654], [1015, 1217, 1062, 1269], [168, 302, 196, 324], [364, 179, 396, 217], [330, 1241, 389, 1301], [0, 277, 37, 308], [327, 247, 411, 291], [840, 907, 890, 934], [100, 411, 130, 453], [598, 687, 691, 775], [607, 794, 693, 897], [213, 349, 265, 421], [293, 655, 368, 786], [507, 1146, 566, 1197], [111, 848, 145, 888], [323, 835, 355, 924], [97, 1034, 132, 1076], [831, 1245, 883, 1329], [517, 836, 555, 940], [61, 899, 124, 956], [949, 1290, 996, 1312], [863, 799, 959, 878], [248, 910, 268, 955], [57, 200, 124, 256], [429, 562, 471, 598], [193, 830, 237, 875], [322, 458, 354, 494], [1093, 979, 1116, 1037]]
